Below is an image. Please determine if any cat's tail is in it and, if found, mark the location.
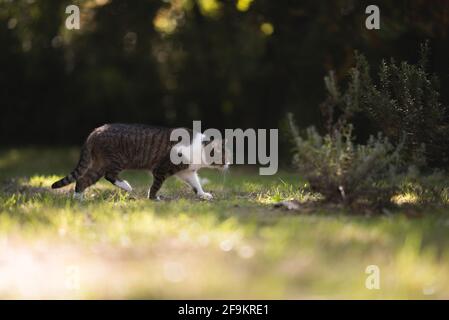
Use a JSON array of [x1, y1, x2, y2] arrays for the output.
[[51, 145, 91, 189]]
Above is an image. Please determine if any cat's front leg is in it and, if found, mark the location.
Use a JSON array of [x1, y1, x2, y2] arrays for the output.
[[176, 170, 213, 200], [148, 171, 166, 200]]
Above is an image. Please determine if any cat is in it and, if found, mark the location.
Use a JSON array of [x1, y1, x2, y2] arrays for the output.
[[51, 123, 229, 200]]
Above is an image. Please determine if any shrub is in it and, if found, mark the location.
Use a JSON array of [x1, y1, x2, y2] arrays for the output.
[[347, 43, 449, 168], [287, 44, 449, 209], [287, 113, 403, 208]]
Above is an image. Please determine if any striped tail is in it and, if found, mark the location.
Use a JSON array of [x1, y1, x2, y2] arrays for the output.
[[51, 145, 91, 189]]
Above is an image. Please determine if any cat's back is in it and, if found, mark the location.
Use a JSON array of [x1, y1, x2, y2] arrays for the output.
[[90, 123, 169, 138], [87, 124, 176, 168]]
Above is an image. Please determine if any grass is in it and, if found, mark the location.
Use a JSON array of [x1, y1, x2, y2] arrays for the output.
[[1, 148, 449, 299]]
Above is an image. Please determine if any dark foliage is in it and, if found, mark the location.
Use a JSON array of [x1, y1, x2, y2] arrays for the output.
[[1, 1, 449, 147], [352, 44, 449, 168]]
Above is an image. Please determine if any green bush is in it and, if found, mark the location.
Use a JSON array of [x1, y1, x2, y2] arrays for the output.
[[287, 113, 403, 208], [287, 44, 449, 209], [347, 43, 449, 168]]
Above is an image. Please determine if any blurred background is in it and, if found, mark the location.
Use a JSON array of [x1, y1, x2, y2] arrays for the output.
[[2, 1, 449, 299], [1, 0, 449, 149]]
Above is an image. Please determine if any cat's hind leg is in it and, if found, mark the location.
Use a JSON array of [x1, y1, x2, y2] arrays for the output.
[[74, 167, 105, 199], [148, 170, 167, 200], [105, 172, 132, 192], [176, 170, 213, 200]]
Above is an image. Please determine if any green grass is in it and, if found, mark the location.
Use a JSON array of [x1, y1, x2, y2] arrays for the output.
[[1, 148, 449, 299]]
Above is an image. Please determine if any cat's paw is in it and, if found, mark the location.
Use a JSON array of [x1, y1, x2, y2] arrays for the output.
[[115, 180, 133, 192], [150, 195, 161, 201], [199, 192, 213, 200]]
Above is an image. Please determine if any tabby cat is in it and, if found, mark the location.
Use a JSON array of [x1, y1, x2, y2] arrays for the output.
[[51, 124, 229, 200]]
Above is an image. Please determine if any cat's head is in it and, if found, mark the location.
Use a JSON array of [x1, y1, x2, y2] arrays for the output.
[[171, 131, 231, 169]]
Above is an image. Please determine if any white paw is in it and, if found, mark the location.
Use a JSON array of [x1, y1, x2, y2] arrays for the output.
[[199, 192, 213, 200], [73, 192, 84, 201], [115, 180, 133, 192]]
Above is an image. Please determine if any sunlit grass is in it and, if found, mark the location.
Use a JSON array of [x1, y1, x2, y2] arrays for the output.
[[1, 148, 449, 299], [392, 193, 419, 205]]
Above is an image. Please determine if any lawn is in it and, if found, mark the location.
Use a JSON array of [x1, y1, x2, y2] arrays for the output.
[[1, 148, 449, 299]]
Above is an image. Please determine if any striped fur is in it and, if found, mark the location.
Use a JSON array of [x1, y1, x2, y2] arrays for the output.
[[51, 124, 227, 200], [51, 145, 91, 189]]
